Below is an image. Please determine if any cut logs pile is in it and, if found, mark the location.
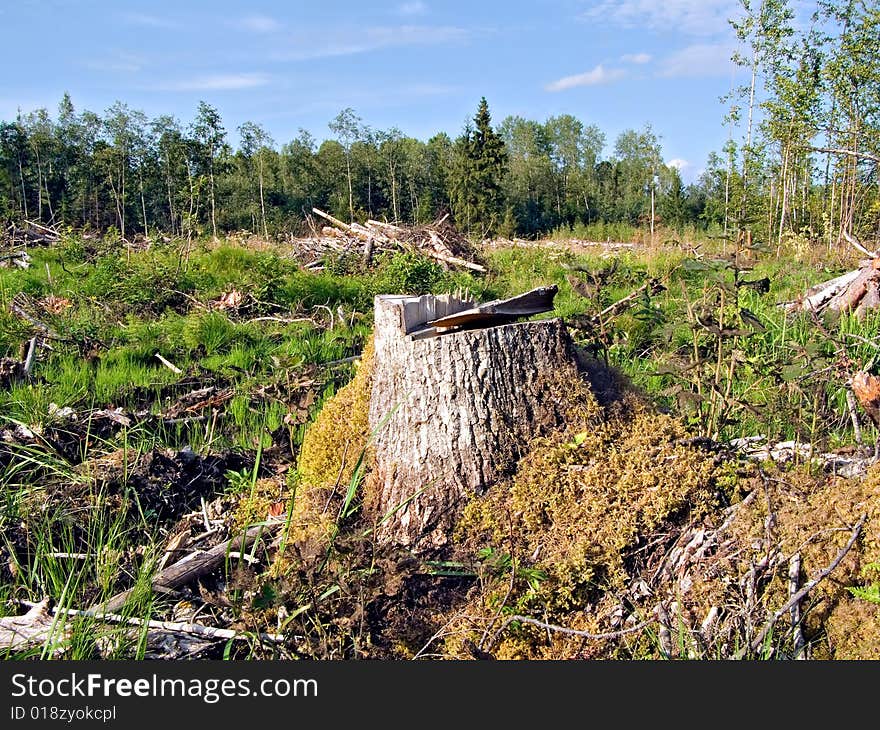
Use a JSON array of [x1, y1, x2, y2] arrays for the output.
[[784, 232, 880, 318], [295, 208, 487, 274], [1, 220, 61, 270], [3, 219, 60, 247]]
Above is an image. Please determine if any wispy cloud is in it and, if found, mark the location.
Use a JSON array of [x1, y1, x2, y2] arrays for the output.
[[151, 73, 271, 92], [398, 1, 427, 15], [657, 43, 734, 77], [237, 14, 281, 33], [121, 12, 179, 30], [274, 25, 467, 61], [581, 0, 739, 36], [545, 64, 626, 92], [621, 52, 651, 64]]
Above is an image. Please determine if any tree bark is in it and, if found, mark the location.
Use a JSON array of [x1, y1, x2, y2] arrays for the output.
[[367, 293, 588, 550]]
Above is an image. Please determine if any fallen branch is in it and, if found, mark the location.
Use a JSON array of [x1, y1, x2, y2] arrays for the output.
[[311, 208, 362, 238], [18, 601, 284, 644], [842, 230, 877, 259], [244, 316, 313, 325], [89, 524, 277, 614], [735, 514, 866, 659], [23, 219, 59, 236], [22, 337, 37, 377], [0, 599, 64, 652], [421, 248, 487, 273], [489, 614, 652, 650], [597, 279, 666, 321], [783, 268, 862, 313]]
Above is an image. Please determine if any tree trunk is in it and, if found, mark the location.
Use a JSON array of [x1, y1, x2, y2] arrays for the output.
[[366, 293, 588, 550]]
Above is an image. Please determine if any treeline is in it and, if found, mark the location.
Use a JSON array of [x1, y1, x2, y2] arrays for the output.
[[1, 1, 876, 246], [0, 94, 702, 240]]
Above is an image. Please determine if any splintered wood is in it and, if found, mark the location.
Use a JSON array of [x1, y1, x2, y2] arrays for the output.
[[296, 208, 486, 273]]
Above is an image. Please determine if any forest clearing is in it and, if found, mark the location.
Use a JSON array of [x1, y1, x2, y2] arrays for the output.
[[2, 214, 880, 660], [1, 0, 879, 662]]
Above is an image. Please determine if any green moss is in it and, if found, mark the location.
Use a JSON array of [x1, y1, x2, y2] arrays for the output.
[[294, 336, 375, 524], [452, 385, 724, 658]]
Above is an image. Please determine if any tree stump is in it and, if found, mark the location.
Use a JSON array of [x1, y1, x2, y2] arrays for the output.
[[367, 293, 588, 550]]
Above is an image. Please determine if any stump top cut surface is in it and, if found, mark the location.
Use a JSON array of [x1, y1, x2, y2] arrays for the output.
[[380, 287, 558, 341]]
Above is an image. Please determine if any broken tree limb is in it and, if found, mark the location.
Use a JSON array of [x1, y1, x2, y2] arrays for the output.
[[89, 524, 277, 614], [366, 219, 406, 236], [842, 230, 878, 259], [789, 553, 806, 659], [784, 268, 862, 313], [22, 337, 37, 377], [597, 279, 666, 321], [489, 614, 653, 650], [23, 219, 59, 236], [311, 208, 367, 240], [855, 280, 880, 320], [826, 267, 880, 313]]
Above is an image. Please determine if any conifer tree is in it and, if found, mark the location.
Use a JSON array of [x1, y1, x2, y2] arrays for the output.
[[451, 97, 508, 234]]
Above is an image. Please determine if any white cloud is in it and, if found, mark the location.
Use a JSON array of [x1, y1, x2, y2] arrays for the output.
[[398, 1, 427, 15], [667, 158, 701, 183], [657, 43, 734, 77], [153, 73, 271, 92], [545, 64, 626, 92], [237, 14, 281, 33], [581, 0, 739, 37], [274, 25, 467, 61], [621, 52, 651, 64]]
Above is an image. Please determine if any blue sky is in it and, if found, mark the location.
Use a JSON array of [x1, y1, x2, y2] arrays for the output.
[[0, 0, 757, 183]]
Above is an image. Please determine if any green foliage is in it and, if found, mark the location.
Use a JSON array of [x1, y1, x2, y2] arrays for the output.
[[450, 98, 509, 235], [373, 251, 451, 295], [848, 563, 880, 605]]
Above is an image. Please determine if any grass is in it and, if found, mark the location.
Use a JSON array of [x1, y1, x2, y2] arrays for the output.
[[1, 227, 876, 659]]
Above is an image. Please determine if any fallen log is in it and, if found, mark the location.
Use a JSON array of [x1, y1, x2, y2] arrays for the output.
[[312, 207, 358, 236], [784, 268, 861, 312], [855, 280, 880, 319], [826, 266, 880, 313], [0, 599, 65, 653], [421, 248, 487, 273]]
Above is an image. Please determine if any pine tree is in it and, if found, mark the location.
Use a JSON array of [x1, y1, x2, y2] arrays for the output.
[[451, 98, 508, 235]]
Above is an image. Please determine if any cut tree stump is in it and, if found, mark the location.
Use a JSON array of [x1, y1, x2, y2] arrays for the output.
[[367, 290, 590, 550]]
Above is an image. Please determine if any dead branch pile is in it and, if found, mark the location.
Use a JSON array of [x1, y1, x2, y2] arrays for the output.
[[292, 209, 486, 273], [3, 219, 60, 247]]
